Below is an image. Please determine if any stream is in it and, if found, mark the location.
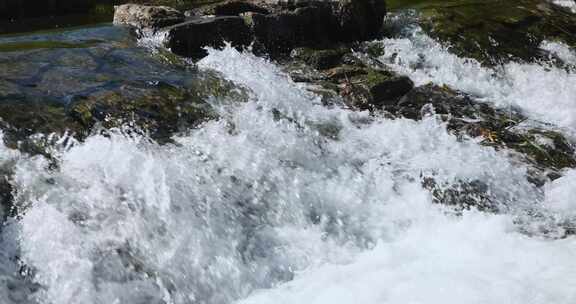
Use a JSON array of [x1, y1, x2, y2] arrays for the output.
[[0, 8, 575, 304]]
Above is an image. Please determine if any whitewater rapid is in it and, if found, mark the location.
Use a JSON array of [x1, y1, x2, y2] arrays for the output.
[[377, 28, 576, 135], [0, 28, 575, 304]]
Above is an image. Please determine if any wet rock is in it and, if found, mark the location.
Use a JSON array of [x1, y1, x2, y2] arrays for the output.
[[393, 84, 576, 173], [291, 47, 350, 70], [213, 0, 271, 15], [0, 98, 84, 151], [335, 0, 386, 41], [394, 0, 576, 66], [165, 16, 252, 59], [284, 48, 413, 110], [361, 41, 386, 58], [342, 68, 414, 110], [505, 128, 576, 171], [248, 5, 339, 53], [113, 4, 185, 30], [395, 84, 486, 120], [118, 0, 387, 58], [68, 81, 219, 142], [249, 0, 386, 52], [0, 78, 237, 151], [324, 65, 367, 82], [422, 177, 498, 213], [0, 172, 14, 220]]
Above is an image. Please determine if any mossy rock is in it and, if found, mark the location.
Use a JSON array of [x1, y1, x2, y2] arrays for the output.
[[291, 47, 352, 70], [0, 74, 247, 155], [389, 0, 576, 66], [68, 81, 219, 142], [506, 129, 576, 171], [362, 41, 386, 58], [344, 68, 414, 109], [395, 84, 576, 173]]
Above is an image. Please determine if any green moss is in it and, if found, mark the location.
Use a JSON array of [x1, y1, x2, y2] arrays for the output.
[[292, 47, 350, 70], [364, 42, 385, 58], [365, 69, 393, 87], [389, 0, 576, 65], [513, 130, 576, 170]]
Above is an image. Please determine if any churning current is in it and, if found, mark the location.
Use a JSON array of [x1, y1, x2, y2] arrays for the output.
[[0, 24, 576, 304]]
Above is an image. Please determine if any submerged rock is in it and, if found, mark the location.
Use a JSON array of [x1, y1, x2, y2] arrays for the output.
[[422, 177, 498, 213], [68, 81, 220, 142], [393, 84, 576, 173], [113, 4, 185, 30], [0, 77, 244, 153]]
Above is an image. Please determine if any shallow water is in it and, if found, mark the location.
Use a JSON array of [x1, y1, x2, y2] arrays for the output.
[[0, 17, 575, 304], [0, 25, 202, 105]]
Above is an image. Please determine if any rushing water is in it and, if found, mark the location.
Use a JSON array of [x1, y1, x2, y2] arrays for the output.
[[0, 19, 575, 304]]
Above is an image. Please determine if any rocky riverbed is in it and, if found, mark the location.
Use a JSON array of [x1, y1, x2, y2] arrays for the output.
[[0, 1, 576, 303]]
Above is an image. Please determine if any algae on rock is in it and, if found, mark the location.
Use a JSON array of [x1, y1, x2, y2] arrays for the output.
[[388, 0, 576, 66]]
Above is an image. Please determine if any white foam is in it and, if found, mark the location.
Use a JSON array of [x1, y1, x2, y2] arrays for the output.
[[540, 40, 576, 64], [6, 47, 575, 304], [378, 30, 576, 133], [552, 0, 576, 12], [240, 212, 576, 304], [545, 169, 576, 213]]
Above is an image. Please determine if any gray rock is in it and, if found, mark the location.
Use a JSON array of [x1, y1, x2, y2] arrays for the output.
[[113, 4, 185, 30]]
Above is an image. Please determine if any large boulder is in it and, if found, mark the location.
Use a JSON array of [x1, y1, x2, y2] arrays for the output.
[[247, 0, 386, 52], [248, 5, 339, 53], [113, 4, 185, 30], [335, 0, 386, 41], [114, 0, 388, 58], [164, 16, 253, 58]]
